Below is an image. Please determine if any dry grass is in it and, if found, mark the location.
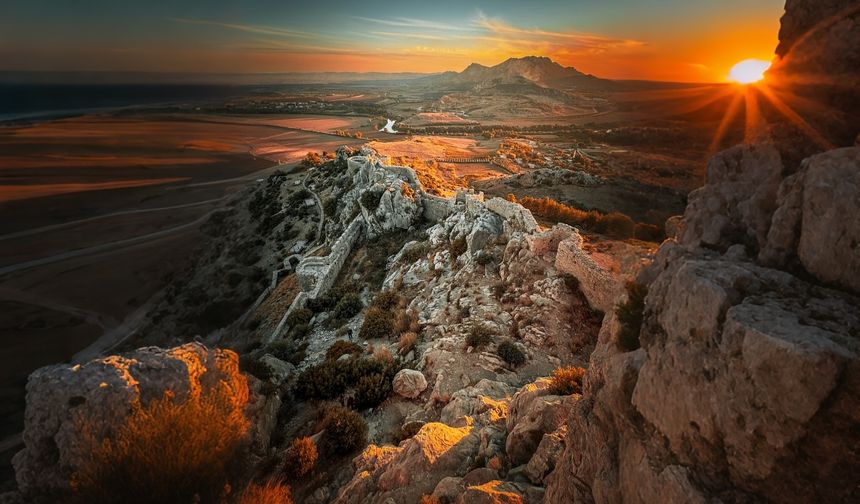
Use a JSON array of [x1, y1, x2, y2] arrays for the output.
[[516, 195, 640, 240], [283, 437, 318, 479], [235, 480, 293, 504], [71, 383, 249, 504], [397, 332, 418, 356], [373, 346, 394, 363], [548, 366, 586, 396]]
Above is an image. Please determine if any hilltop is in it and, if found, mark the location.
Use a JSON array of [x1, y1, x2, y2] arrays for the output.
[[426, 56, 609, 94]]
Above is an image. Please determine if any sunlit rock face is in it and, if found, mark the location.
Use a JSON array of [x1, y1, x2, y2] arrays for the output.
[[11, 343, 260, 500]]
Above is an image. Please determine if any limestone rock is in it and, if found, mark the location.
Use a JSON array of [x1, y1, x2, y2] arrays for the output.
[[769, 0, 860, 148], [392, 369, 428, 399], [554, 229, 642, 313]]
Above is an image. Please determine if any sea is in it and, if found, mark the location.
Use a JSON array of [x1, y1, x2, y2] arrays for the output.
[[0, 82, 280, 123]]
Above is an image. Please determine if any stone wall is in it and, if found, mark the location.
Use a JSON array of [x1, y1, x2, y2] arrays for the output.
[[422, 194, 454, 222], [295, 216, 364, 300], [554, 231, 627, 314]]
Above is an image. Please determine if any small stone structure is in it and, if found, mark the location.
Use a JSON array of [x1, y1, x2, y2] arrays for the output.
[[296, 217, 364, 299]]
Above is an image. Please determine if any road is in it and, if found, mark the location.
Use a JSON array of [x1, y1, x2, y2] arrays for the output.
[[0, 197, 224, 242], [0, 211, 216, 277]]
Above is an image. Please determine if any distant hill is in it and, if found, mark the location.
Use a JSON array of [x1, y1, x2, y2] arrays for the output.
[[426, 56, 610, 92]]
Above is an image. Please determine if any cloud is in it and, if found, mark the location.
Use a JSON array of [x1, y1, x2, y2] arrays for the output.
[[353, 16, 469, 32], [472, 11, 643, 52], [169, 18, 311, 39]]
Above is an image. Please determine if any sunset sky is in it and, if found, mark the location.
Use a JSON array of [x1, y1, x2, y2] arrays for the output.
[[0, 0, 786, 82]]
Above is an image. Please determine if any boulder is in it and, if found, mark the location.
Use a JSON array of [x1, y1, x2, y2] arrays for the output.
[[392, 369, 428, 399], [761, 147, 860, 293], [467, 211, 504, 255], [12, 343, 252, 499]]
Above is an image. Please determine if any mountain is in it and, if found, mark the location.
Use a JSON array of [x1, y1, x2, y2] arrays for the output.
[[428, 56, 609, 92]]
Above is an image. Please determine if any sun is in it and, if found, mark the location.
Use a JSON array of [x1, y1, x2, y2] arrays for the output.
[[729, 59, 771, 84]]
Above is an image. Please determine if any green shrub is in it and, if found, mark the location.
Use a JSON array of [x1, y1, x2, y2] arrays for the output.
[[360, 189, 383, 211], [264, 341, 293, 362], [354, 373, 392, 410], [294, 356, 398, 403], [286, 343, 307, 366], [616, 281, 647, 351], [288, 323, 310, 340], [323, 197, 338, 215], [359, 307, 394, 340], [321, 405, 368, 454], [449, 236, 468, 258], [283, 436, 318, 479], [466, 325, 494, 349], [240, 355, 273, 381], [326, 340, 362, 361], [287, 308, 313, 327], [333, 293, 363, 320], [294, 361, 345, 400], [548, 366, 586, 395], [601, 212, 636, 239], [497, 341, 526, 367], [371, 290, 400, 311]]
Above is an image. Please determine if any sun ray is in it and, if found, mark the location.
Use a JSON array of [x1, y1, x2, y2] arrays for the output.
[[743, 86, 768, 144], [707, 91, 744, 154], [671, 85, 738, 116], [757, 84, 833, 150]]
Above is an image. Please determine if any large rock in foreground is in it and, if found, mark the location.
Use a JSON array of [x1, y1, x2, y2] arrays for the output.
[[546, 142, 860, 503], [12, 343, 255, 499]]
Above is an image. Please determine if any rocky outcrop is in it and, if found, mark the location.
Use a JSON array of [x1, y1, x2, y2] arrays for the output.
[[12, 343, 262, 500]]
